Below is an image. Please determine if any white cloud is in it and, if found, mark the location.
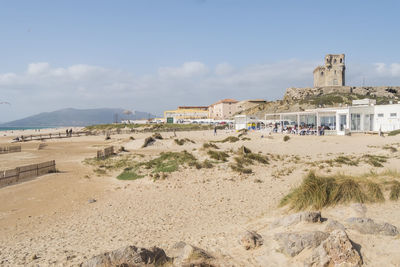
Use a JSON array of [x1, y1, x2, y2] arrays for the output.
[[373, 63, 400, 77], [158, 61, 208, 78], [2, 59, 400, 122], [27, 62, 50, 75], [215, 63, 234, 75]]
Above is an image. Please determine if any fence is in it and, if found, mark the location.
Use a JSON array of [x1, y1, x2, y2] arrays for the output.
[[0, 160, 56, 188], [0, 145, 22, 154], [97, 146, 114, 159]]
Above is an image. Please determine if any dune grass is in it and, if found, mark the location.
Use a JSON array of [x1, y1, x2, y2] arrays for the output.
[[280, 171, 397, 211], [212, 136, 240, 143], [390, 181, 400, 200], [362, 154, 387, 167], [143, 151, 197, 173], [202, 142, 219, 149], [388, 129, 400, 136], [174, 138, 195, 146], [117, 167, 144, 180], [207, 150, 230, 162]]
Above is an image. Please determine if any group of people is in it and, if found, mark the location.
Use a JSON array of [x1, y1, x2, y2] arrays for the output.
[[65, 128, 73, 137], [271, 123, 327, 136]]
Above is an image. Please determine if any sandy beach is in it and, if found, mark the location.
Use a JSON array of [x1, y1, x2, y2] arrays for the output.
[[0, 129, 400, 266]]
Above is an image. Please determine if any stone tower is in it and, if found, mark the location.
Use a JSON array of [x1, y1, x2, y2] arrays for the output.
[[313, 54, 345, 87]]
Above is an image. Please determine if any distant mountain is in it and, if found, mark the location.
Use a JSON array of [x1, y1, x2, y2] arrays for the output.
[[0, 108, 157, 127]]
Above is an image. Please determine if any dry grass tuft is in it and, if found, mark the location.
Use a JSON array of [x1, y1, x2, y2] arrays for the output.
[[203, 142, 219, 149], [390, 181, 400, 200], [280, 171, 399, 211]]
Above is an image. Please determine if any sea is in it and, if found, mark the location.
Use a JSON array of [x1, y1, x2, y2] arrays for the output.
[[0, 126, 55, 132]]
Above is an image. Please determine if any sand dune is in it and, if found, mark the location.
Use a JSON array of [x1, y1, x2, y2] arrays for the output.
[[0, 130, 400, 266]]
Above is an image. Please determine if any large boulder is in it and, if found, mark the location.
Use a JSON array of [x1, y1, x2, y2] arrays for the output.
[[345, 217, 399, 236], [167, 242, 214, 266], [271, 211, 322, 228], [274, 231, 329, 257], [305, 229, 362, 267], [239, 230, 263, 250], [325, 219, 346, 233], [80, 245, 168, 267]]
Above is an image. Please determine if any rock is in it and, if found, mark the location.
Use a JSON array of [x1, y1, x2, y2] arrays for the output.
[[271, 211, 322, 228], [350, 203, 367, 217], [88, 199, 97, 204], [31, 254, 38, 260], [167, 242, 214, 266], [152, 133, 163, 140], [239, 230, 263, 250], [305, 229, 362, 267], [345, 217, 399, 236], [80, 245, 168, 267], [274, 231, 329, 257], [142, 136, 155, 148], [325, 219, 346, 232]]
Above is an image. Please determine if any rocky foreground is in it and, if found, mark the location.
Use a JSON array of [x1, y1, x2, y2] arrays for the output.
[[80, 210, 398, 267]]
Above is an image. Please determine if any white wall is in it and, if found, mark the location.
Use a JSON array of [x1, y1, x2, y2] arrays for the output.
[[374, 104, 400, 132]]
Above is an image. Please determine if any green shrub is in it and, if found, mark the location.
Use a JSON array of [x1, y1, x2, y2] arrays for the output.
[[283, 135, 290, 142]]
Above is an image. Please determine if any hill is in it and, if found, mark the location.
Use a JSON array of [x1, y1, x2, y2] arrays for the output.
[[239, 86, 400, 118], [0, 108, 156, 127]]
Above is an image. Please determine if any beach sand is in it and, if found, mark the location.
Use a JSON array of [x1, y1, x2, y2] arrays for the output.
[[0, 129, 400, 266]]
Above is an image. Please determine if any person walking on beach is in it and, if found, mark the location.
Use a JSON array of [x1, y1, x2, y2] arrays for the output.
[[214, 126, 217, 136], [66, 129, 69, 137]]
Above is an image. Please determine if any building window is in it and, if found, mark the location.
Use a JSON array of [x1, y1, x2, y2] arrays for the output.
[[351, 114, 361, 131], [377, 113, 384, 118], [340, 59, 343, 63], [390, 113, 397, 117]]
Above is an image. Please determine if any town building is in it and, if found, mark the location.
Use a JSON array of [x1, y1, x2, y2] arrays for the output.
[[313, 54, 345, 87], [208, 99, 238, 119], [164, 106, 209, 123]]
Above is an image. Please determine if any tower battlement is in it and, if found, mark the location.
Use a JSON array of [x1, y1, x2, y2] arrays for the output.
[[313, 54, 345, 87]]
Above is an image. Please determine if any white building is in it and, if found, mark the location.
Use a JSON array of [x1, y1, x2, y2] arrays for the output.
[[263, 99, 400, 135], [234, 115, 261, 130]]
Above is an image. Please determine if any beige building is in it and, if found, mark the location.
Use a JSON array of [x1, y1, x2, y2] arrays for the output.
[[313, 54, 345, 87], [164, 106, 209, 123], [208, 99, 238, 119]]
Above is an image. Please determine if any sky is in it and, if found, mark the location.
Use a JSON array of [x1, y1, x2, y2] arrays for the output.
[[1, 0, 400, 122]]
